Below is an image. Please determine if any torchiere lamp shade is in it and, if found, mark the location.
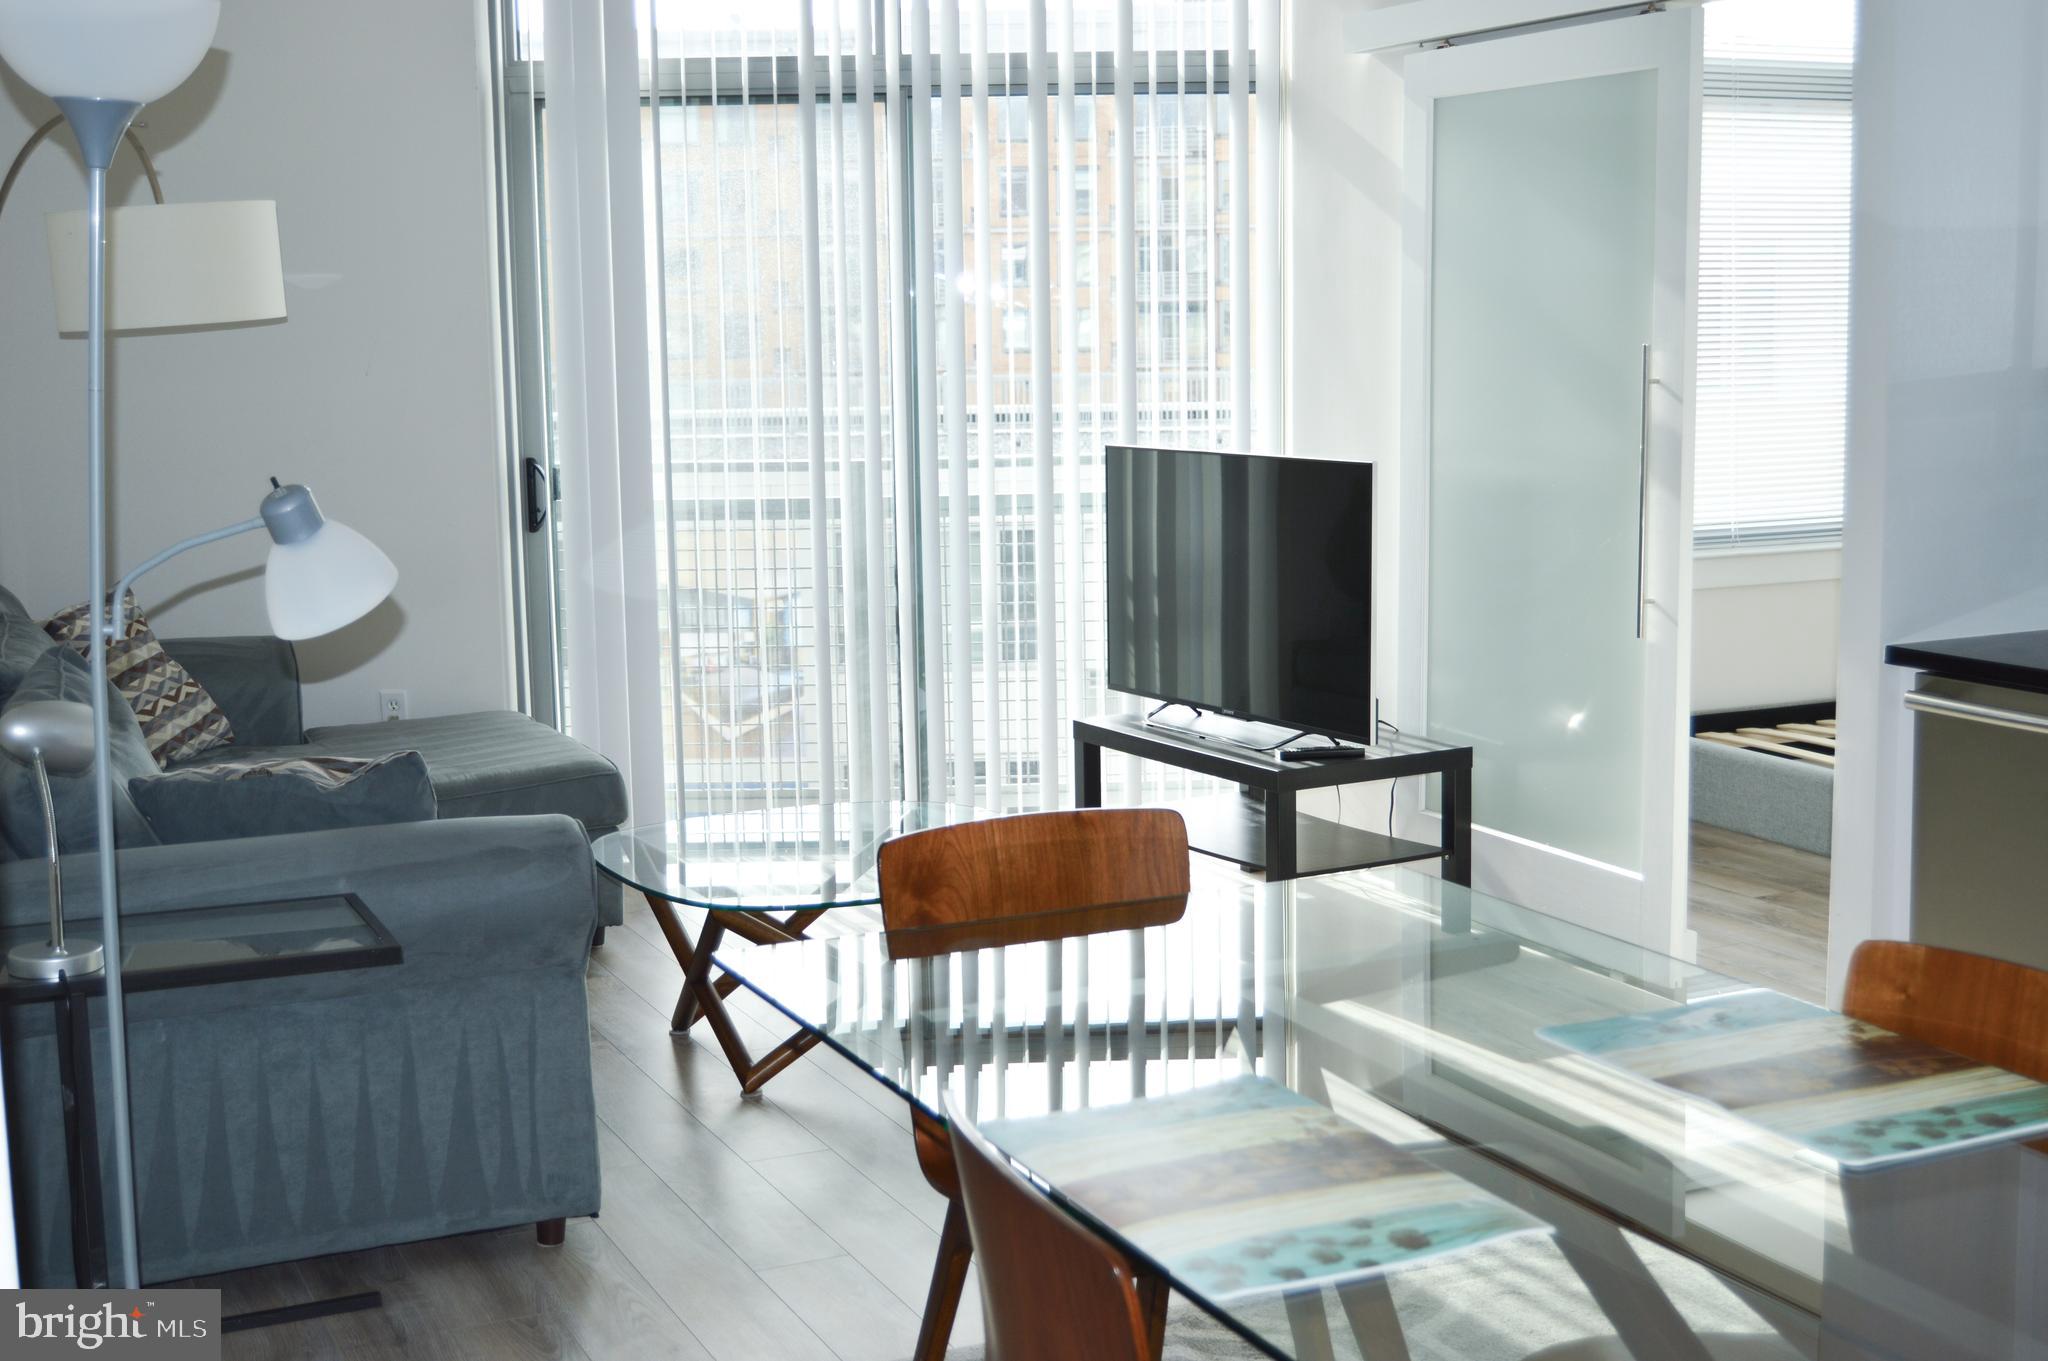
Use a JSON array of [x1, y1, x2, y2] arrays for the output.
[[0, 0, 219, 103], [46, 199, 286, 334]]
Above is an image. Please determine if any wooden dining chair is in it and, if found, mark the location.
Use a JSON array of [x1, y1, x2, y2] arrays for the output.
[[1842, 938, 2048, 1081], [878, 808, 1190, 1361], [878, 806, 1193, 955], [947, 1096, 1172, 1361]]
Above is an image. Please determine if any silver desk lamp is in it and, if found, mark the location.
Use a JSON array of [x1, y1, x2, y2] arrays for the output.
[[1, 699, 104, 980]]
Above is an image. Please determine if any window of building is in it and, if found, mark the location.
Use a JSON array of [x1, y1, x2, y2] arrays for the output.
[[1002, 166, 1031, 219], [999, 522, 1037, 663]]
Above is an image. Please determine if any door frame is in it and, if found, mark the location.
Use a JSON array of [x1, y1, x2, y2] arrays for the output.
[[491, 0, 563, 731], [1392, 9, 1701, 955]]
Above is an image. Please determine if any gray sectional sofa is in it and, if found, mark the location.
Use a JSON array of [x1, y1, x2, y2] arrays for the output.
[[0, 584, 625, 1286]]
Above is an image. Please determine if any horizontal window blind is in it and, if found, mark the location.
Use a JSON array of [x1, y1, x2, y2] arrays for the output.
[[1693, 0, 1854, 551]]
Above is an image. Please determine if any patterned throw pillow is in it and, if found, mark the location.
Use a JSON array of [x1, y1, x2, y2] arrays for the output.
[[168, 753, 384, 785], [42, 591, 235, 767]]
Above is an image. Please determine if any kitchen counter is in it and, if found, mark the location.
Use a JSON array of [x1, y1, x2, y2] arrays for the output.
[[1891, 630, 2048, 972], [1885, 629, 2048, 696]]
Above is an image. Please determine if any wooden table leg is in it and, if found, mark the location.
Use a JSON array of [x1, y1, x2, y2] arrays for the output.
[[643, 893, 709, 1032], [698, 906, 828, 1004], [647, 899, 830, 1093], [646, 895, 830, 1035]]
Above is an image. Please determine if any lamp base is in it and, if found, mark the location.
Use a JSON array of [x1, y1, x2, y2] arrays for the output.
[[8, 938, 106, 981]]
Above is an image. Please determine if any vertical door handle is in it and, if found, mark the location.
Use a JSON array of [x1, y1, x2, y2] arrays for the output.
[[524, 457, 549, 534], [1636, 343, 1650, 640]]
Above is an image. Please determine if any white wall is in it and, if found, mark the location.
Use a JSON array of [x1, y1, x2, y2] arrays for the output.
[[1829, 0, 2048, 998], [1693, 581, 1840, 711], [1283, 0, 1403, 829], [0, 0, 517, 730], [1286, 0, 1406, 672], [1692, 552, 1841, 712]]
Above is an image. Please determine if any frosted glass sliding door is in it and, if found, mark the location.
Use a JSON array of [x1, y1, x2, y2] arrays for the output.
[[1429, 73, 1654, 870], [1399, 13, 1699, 951]]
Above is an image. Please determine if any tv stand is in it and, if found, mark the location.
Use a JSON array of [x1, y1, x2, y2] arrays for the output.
[[1074, 713, 1472, 890]]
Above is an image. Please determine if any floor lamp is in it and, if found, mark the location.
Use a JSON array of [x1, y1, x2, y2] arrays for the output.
[[0, 0, 390, 1289]]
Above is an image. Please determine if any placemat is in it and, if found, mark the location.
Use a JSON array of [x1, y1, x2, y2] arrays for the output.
[[1539, 988, 2048, 1168], [982, 1076, 1549, 1301]]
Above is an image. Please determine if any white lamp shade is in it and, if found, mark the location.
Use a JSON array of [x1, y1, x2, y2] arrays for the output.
[[265, 520, 398, 641], [0, 0, 219, 103], [46, 200, 285, 334]]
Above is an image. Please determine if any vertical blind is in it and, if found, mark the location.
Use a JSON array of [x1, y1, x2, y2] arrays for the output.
[[510, 0, 1282, 822], [1693, 0, 1855, 550]]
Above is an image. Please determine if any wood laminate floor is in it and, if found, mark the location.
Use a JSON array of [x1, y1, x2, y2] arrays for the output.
[[1687, 822, 1831, 1003], [193, 828, 1829, 1359]]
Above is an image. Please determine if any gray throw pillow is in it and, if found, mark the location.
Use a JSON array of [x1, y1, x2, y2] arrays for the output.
[[0, 645, 162, 860], [128, 750, 436, 845]]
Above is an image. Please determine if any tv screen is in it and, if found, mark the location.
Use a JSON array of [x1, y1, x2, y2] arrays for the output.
[[1106, 446, 1373, 744]]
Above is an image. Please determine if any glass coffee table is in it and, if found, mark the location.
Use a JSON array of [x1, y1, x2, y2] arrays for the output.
[[592, 801, 982, 1092]]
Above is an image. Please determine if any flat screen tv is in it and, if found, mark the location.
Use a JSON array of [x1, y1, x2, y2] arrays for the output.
[[1106, 446, 1373, 744]]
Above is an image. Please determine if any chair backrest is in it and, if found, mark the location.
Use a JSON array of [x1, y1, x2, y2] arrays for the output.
[[1842, 939, 2048, 1082], [877, 809, 1190, 957], [948, 1099, 1164, 1361]]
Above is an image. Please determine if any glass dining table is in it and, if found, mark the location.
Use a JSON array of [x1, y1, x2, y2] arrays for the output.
[[713, 857, 2048, 1361]]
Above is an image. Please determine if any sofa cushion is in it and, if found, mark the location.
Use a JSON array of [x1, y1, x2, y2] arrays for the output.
[[43, 591, 234, 766], [0, 585, 54, 709], [0, 646, 161, 859], [301, 712, 627, 833], [129, 750, 437, 845], [159, 636, 303, 748]]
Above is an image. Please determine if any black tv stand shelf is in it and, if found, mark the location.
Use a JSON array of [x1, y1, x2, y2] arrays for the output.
[[1074, 714, 1472, 887]]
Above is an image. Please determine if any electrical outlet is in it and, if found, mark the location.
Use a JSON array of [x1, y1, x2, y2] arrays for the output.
[[377, 689, 408, 722]]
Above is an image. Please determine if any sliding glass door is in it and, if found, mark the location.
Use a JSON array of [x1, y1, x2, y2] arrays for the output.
[[493, 0, 1283, 826], [1397, 12, 1701, 952]]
